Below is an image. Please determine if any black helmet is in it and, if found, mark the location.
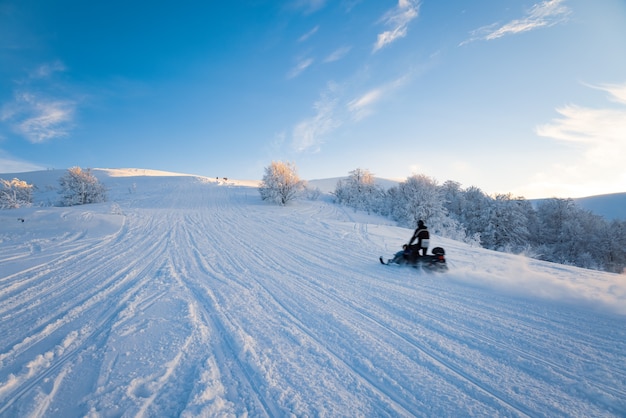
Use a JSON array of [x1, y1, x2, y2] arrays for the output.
[[418, 220, 425, 228]]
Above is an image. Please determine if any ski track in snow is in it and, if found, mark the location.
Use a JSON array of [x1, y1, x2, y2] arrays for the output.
[[0, 172, 625, 417]]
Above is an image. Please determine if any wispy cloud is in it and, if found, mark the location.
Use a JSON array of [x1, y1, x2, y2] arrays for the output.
[[1, 61, 77, 143], [462, 0, 570, 45], [324, 46, 351, 63], [531, 82, 626, 197], [29, 60, 66, 79], [373, 0, 420, 52], [287, 57, 314, 79], [290, 74, 412, 153], [347, 88, 384, 121], [291, 83, 341, 152], [298, 25, 319, 42], [347, 75, 410, 121], [2, 92, 76, 143], [536, 83, 626, 149]]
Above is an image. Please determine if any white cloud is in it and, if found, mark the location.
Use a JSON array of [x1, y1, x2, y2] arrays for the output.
[[298, 26, 319, 42], [529, 82, 626, 197], [290, 73, 412, 153], [536, 83, 626, 154], [285, 1, 421, 150], [347, 75, 409, 121], [1, 61, 77, 143], [462, 0, 570, 45], [324, 46, 351, 63], [602, 82, 626, 105], [30, 60, 66, 79], [373, 0, 420, 52], [291, 84, 342, 152], [287, 57, 314, 79], [347, 88, 384, 121], [2, 92, 76, 143]]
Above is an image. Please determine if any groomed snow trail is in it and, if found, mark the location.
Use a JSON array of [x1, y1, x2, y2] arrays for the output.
[[0, 172, 625, 417]]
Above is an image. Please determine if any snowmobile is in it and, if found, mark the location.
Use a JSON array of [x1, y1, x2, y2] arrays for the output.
[[380, 246, 448, 272]]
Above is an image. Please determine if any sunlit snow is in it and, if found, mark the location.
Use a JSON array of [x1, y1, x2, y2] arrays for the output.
[[1, 169, 624, 417]]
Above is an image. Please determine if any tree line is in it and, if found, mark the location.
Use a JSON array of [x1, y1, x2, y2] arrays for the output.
[[333, 168, 626, 274]]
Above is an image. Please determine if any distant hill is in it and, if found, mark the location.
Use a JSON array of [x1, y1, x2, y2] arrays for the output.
[[574, 192, 626, 221], [533, 193, 626, 221]]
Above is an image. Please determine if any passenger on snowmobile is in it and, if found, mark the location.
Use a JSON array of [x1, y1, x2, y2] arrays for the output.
[[388, 244, 410, 264], [407, 220, 430, 258]]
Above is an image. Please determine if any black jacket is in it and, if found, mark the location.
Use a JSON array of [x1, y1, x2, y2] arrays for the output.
[[409, 226, 430, 248]]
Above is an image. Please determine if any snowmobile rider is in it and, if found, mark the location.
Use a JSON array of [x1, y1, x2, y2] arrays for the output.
[[407, 220, 430, 257], [387, 244, 409, 264]]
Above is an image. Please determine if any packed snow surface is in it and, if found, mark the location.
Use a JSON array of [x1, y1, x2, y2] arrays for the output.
[[1, 169, 625, 417]]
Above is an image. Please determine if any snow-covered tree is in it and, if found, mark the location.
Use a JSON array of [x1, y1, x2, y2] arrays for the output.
[[59, 167, 107, 206], [259, 161, 305, 205], [0, 178, 34, 209], [303, 185, 321, 201], [604, 220, 626, 273], [490, 194, 532, 252], [455, 186, 494, 247], [533, 198, 600, 266], [388, 174, 451, 232], [334, 168, 384, 213], [441, 180, 464, 219]]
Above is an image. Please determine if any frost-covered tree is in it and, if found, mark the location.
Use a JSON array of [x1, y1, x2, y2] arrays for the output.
[[59, 167, 107, 206], [533, 198, 601, 266], [259, 161, 305, 205], [441, 180, 464, 219], [455, 186, 494, 247], [303, 185, 321, 201], [334, 168, 384, 213], [490, 194, 532, 252], [391, 174, 468, 241], [390, 175, 434, 226], [534, 198, 571, 263], [604, 220, 626, 273], [0, 178, 34, 209], [574, 211, 610, 270]]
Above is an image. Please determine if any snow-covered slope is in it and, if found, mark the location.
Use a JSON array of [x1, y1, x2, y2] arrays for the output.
[[1, 169, 625, 417], [575, 192, 626, 221]]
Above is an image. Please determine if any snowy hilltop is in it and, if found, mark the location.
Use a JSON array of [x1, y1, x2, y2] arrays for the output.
[[0, 168, 625, 417]]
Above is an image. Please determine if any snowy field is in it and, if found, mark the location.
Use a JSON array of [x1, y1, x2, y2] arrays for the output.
[[0, 169, 625, 417]]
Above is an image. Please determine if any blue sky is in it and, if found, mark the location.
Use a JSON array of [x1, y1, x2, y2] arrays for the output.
[[1, 0, 625, 198]]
